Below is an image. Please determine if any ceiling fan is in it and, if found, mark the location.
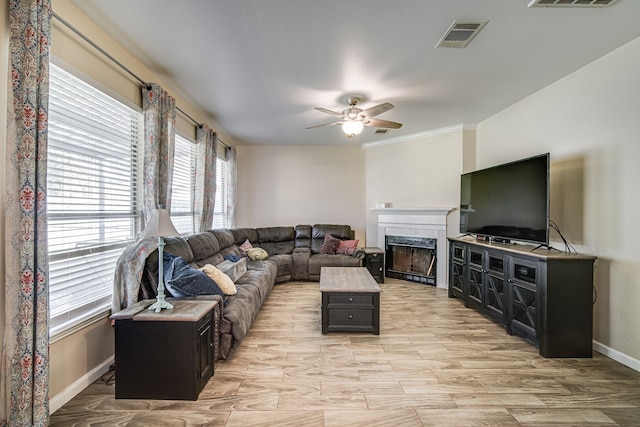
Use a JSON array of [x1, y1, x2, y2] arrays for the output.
[[306, 96, 403, 138]]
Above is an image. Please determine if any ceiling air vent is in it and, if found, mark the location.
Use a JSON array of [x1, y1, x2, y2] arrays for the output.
[[436, 20, 488, 48], [374, 129, 389, 135], [528, 0, 618, 7]]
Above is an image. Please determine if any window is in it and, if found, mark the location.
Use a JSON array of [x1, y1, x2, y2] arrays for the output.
[[47, 64, 143, 338], [171, 134, 196, 234], [171, 137, 230, 231], [213, 156, 229, 229]]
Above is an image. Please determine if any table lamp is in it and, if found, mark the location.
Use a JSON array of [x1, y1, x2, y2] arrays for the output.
[[140, 207, 181, 312]]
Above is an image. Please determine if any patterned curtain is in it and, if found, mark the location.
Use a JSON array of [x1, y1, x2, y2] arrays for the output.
[[141, 83, 176, 223], [226, 147, 238, 228], [2, 0, 51, 425], [194, 125, 217, 232]]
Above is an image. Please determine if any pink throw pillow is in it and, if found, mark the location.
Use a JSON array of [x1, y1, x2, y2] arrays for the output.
[[239, 239, 253, 255], [336, 239, 359, 256]]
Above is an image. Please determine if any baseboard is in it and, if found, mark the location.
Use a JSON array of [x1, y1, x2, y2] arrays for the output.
[[50, 356, 114, 414], [593, 340, 640, 372]]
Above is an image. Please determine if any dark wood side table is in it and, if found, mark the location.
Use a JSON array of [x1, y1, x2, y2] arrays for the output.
[[363, 247, 385, 283], [111, 299, 218, 400]]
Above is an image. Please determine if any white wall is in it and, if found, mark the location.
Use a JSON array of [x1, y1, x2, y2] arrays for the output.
[[477, 36, 640, 366], [236, 145, 367, 243], [363, 130, 471, 247]]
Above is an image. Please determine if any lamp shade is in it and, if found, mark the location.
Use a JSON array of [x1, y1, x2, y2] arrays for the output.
[[141, 208, 180, 238], [342, 120, 364, 137]]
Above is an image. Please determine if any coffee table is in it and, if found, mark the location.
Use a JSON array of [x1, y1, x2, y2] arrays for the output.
[[320, 267, 381, 334]]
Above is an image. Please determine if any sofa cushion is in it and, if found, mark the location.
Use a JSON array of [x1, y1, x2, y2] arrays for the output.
[[163, 253, 225, 299], [257, 226, 295, 255], [200, 264, 237, 295], [267, 253, 293, 280], [186, 232, 220, 265], [336, 239, 359, 256], [308, 253, 362, 277], [294, 224, 312, 248], [320, 234, 341, 255], [231, 228, 259, 246], [210, 229, 236, 250]]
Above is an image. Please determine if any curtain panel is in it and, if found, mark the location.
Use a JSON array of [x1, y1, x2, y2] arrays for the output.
[[194, 125, 217, 232], [226, 147, 238, 229], [2, 0, 52, 425], [141, 84, 176, 223]]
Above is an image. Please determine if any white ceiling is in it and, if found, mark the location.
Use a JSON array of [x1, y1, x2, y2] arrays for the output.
[[71, 0, 640, 146]]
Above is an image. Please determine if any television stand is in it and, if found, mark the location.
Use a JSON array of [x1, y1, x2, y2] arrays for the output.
[[448, 237, 596, 358]]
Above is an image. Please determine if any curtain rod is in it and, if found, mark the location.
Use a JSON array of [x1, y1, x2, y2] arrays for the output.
[[52, 12, 230, 149]]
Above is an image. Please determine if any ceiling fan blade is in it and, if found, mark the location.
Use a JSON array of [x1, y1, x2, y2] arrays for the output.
[[305, 121, 343, 129], [314, 107, 344, 118], [361, 102, 394, 118], [364, 118, 403, 129]]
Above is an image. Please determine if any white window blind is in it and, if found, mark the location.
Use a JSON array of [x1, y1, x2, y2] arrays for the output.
[[47, 64, 143, 337], [171, 134, 195, 234], [213, 156, 228, 229]]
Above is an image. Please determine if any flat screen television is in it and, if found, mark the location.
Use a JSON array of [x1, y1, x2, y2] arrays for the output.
[[459, 153, 550, 245]]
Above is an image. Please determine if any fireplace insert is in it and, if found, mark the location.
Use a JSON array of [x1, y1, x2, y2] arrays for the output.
[[385, 235, 436, 285]]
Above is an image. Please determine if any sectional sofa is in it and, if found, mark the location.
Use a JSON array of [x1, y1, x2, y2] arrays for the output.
[[128, 224, 364, 360]]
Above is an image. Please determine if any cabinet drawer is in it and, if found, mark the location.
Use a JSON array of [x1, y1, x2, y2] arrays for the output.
[[328, 308, 374, 327], [327, 293, 374, 305]]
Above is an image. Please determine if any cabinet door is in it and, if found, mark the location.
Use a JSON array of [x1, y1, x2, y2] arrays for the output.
[[449, 243, 466, 301], [197, 313, 214, 384], [366, 253, 384, 283], [508, 258, 539, 343], [467, 249, 484, 309], [484, 253, 506, 324]]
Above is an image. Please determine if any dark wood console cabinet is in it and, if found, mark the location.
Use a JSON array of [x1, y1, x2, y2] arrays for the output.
[[111, 299, 218, 400], [448, 237, 596, 358]]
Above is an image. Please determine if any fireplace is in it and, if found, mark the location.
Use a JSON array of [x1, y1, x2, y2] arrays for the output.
[[372, 207, 452, 289], [386, 235, 437, 284]]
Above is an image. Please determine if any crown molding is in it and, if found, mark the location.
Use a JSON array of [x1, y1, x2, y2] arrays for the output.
[[361, 123, 477, 150]]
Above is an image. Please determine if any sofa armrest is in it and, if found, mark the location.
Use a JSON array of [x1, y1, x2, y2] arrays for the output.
[[292, 247, 310, 280], [352, 248, 366, 260]]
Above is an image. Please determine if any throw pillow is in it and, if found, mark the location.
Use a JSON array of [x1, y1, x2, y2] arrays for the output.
[[320, 234, 341, 255], [336, 239, 359, 256], [200, 264, 237, 295], [239, 239, 253, 255], [162, 253, 225, 299], [246, 247, 269, 260]]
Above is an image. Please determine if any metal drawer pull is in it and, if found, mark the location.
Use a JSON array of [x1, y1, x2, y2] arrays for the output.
[[348, 297, 353, 302], [348, 315, 353, 319]]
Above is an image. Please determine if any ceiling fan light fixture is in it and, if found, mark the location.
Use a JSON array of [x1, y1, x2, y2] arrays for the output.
[[342, 120, 364, 137]]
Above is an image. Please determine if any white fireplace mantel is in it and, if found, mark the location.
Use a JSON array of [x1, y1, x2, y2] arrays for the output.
[[371, 207, 454, 289]]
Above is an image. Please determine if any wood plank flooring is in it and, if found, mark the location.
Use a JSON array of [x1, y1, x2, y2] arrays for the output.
[[50, 279, 640, 426]]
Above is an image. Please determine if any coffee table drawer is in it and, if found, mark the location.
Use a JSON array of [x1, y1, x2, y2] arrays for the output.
[[327, 293, 374, 306], [329, 308, 374, 327]]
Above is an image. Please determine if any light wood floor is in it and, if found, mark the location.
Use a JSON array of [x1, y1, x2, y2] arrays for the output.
[[51, 279, 640, 426]]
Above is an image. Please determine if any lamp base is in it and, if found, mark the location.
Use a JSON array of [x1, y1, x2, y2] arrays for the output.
[[148, 297, 174, 313]]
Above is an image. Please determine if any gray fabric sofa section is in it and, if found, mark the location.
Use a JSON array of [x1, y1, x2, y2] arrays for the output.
[[138, 224, 363, 360]]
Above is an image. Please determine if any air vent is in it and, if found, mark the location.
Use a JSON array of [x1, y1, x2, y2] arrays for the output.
[[374, 129, 389, 135], [436, 20, 488, 48], [528, 0, 617, 7]]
